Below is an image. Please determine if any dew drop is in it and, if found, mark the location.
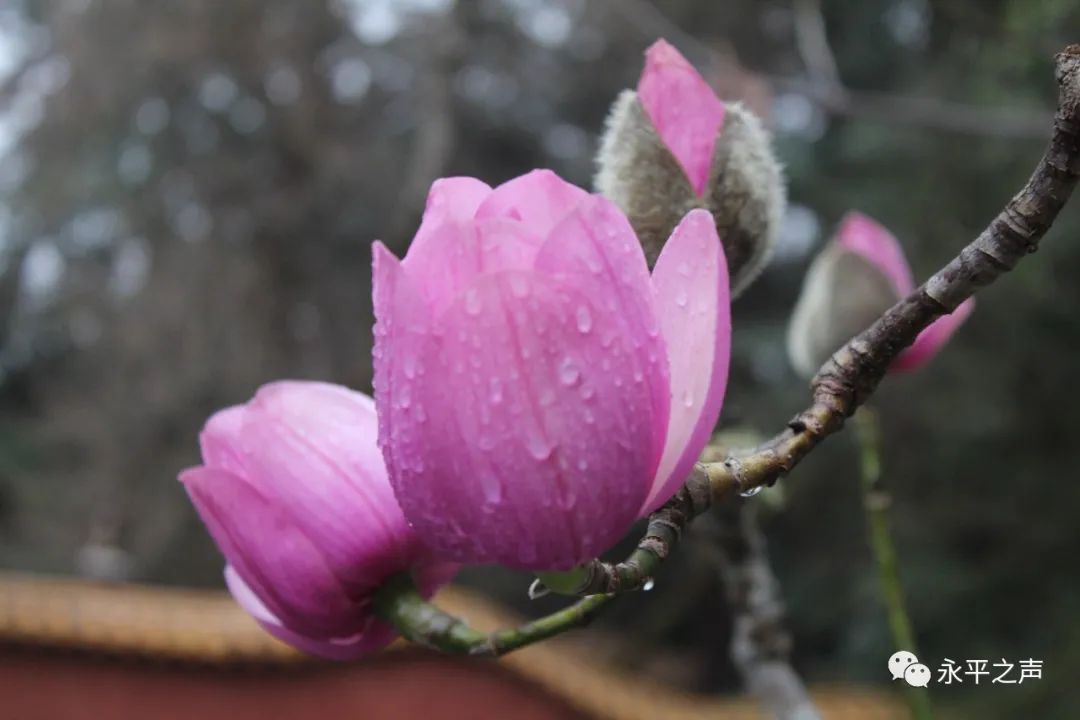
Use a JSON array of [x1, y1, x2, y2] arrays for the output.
[[682, 389, 695, 408], [526, 432, 554, 461], [675, 289, 689, 307], [464, 287, 482, 315], [539, 388, 555, 406], [479, 474, 502, 503], [489, 377, 504, 404], [739, 485, 763, 498], [508, 274, 530, 298], [575, 305, 593, 333], [642, 578, 655, 592], [558, 358, 581, 386], [677, 261, 692, 277], [527, 579, 550, 600]]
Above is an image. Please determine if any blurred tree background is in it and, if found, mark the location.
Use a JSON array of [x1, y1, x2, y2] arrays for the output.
[[0, 0, 1077, 717]]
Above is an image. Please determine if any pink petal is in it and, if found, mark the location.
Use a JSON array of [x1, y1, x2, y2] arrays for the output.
[[372, 241, 438, 507], [385, 270, 660, 570], [533, 193, 671, 471], [836, 211, 914, 295], [637, 39, 726, 196], [199, 405, 248, 475], [224, 566, 393, 661], [399, 177, 493, 307], [474, 169, 591, 237], [892, 298, 975, 373], [412, 177, 492, 242], [643, 209, 732, 513], [400, 218, 545, 315], [224, 382, 416, 589], [181, 467, 364, 638]]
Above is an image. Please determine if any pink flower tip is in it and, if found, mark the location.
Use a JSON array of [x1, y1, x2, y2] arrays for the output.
[[180, 380, 456, 660], [637, 39, 726, 196], [835, 211, 975, 373]]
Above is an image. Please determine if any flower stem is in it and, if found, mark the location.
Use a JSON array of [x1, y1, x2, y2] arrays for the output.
[[853, 407, 933, 720], [372, 572, 613, 657]]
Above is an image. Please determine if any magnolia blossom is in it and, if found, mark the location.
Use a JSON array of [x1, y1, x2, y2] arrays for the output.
[[180, 381, 457, 660], [373, 170, 731, 570], [595, 39, 784, 295], [787, 212, 976, 378]]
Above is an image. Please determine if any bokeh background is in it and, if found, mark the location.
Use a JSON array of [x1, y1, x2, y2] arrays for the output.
[[0, 0, 1077, 717]]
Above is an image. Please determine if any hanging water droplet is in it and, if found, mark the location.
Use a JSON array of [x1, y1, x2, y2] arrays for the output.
[[642, 578, 655, 592], [558, 358, 581, 386], [739, 485, 763, 498], [527, 578, 550, 600], [575, 305, 593, 333]]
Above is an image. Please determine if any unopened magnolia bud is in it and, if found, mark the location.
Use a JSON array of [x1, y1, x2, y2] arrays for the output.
[[787, 212, 976, 379], [786, 243, 897, 379], [595, 40, 785, 297]]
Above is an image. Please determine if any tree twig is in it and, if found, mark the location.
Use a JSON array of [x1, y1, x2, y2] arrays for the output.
[[372, 573, 614, 657], [561, 44, 1080, 597], [708, 502, 822, 720]]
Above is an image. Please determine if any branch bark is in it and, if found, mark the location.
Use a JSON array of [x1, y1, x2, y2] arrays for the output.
[[703, 43, 1080, 499], [562, 45, 1080, 597], [708, 503, 821, 720]]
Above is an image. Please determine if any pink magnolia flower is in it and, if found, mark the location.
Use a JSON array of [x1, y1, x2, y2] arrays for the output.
[[836, 212, 975, 372], [787, 212, 974, 378], [373, 170, 732, 570], [180, 381, 457, 660], [636, 38, 727, 197]]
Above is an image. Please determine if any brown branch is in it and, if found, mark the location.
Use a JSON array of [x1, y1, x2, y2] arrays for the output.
[[707, 503, 821, 720], [560, 45, 1080, 598], [702, 44, 1080, 499]]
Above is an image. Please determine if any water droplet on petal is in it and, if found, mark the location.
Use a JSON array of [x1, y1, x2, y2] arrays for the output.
[[526, 432, 554, 461], [575, 305, 593, 333], [677, 261, 692, 277], [675, 289, 689, 307], [480, 474, 502, 502], [508, 274, 530, 298], [558, 358, 581, 386], [682, 389, 695, 408], [397, 354, 412, 379], [464, 287, 483, 315], [739, 485, 763, 498], [489, 377, 503, 404]]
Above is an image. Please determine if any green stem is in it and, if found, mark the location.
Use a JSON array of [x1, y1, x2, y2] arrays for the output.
[[853, 408, 934, 720], [372, 572, 613, 657]]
